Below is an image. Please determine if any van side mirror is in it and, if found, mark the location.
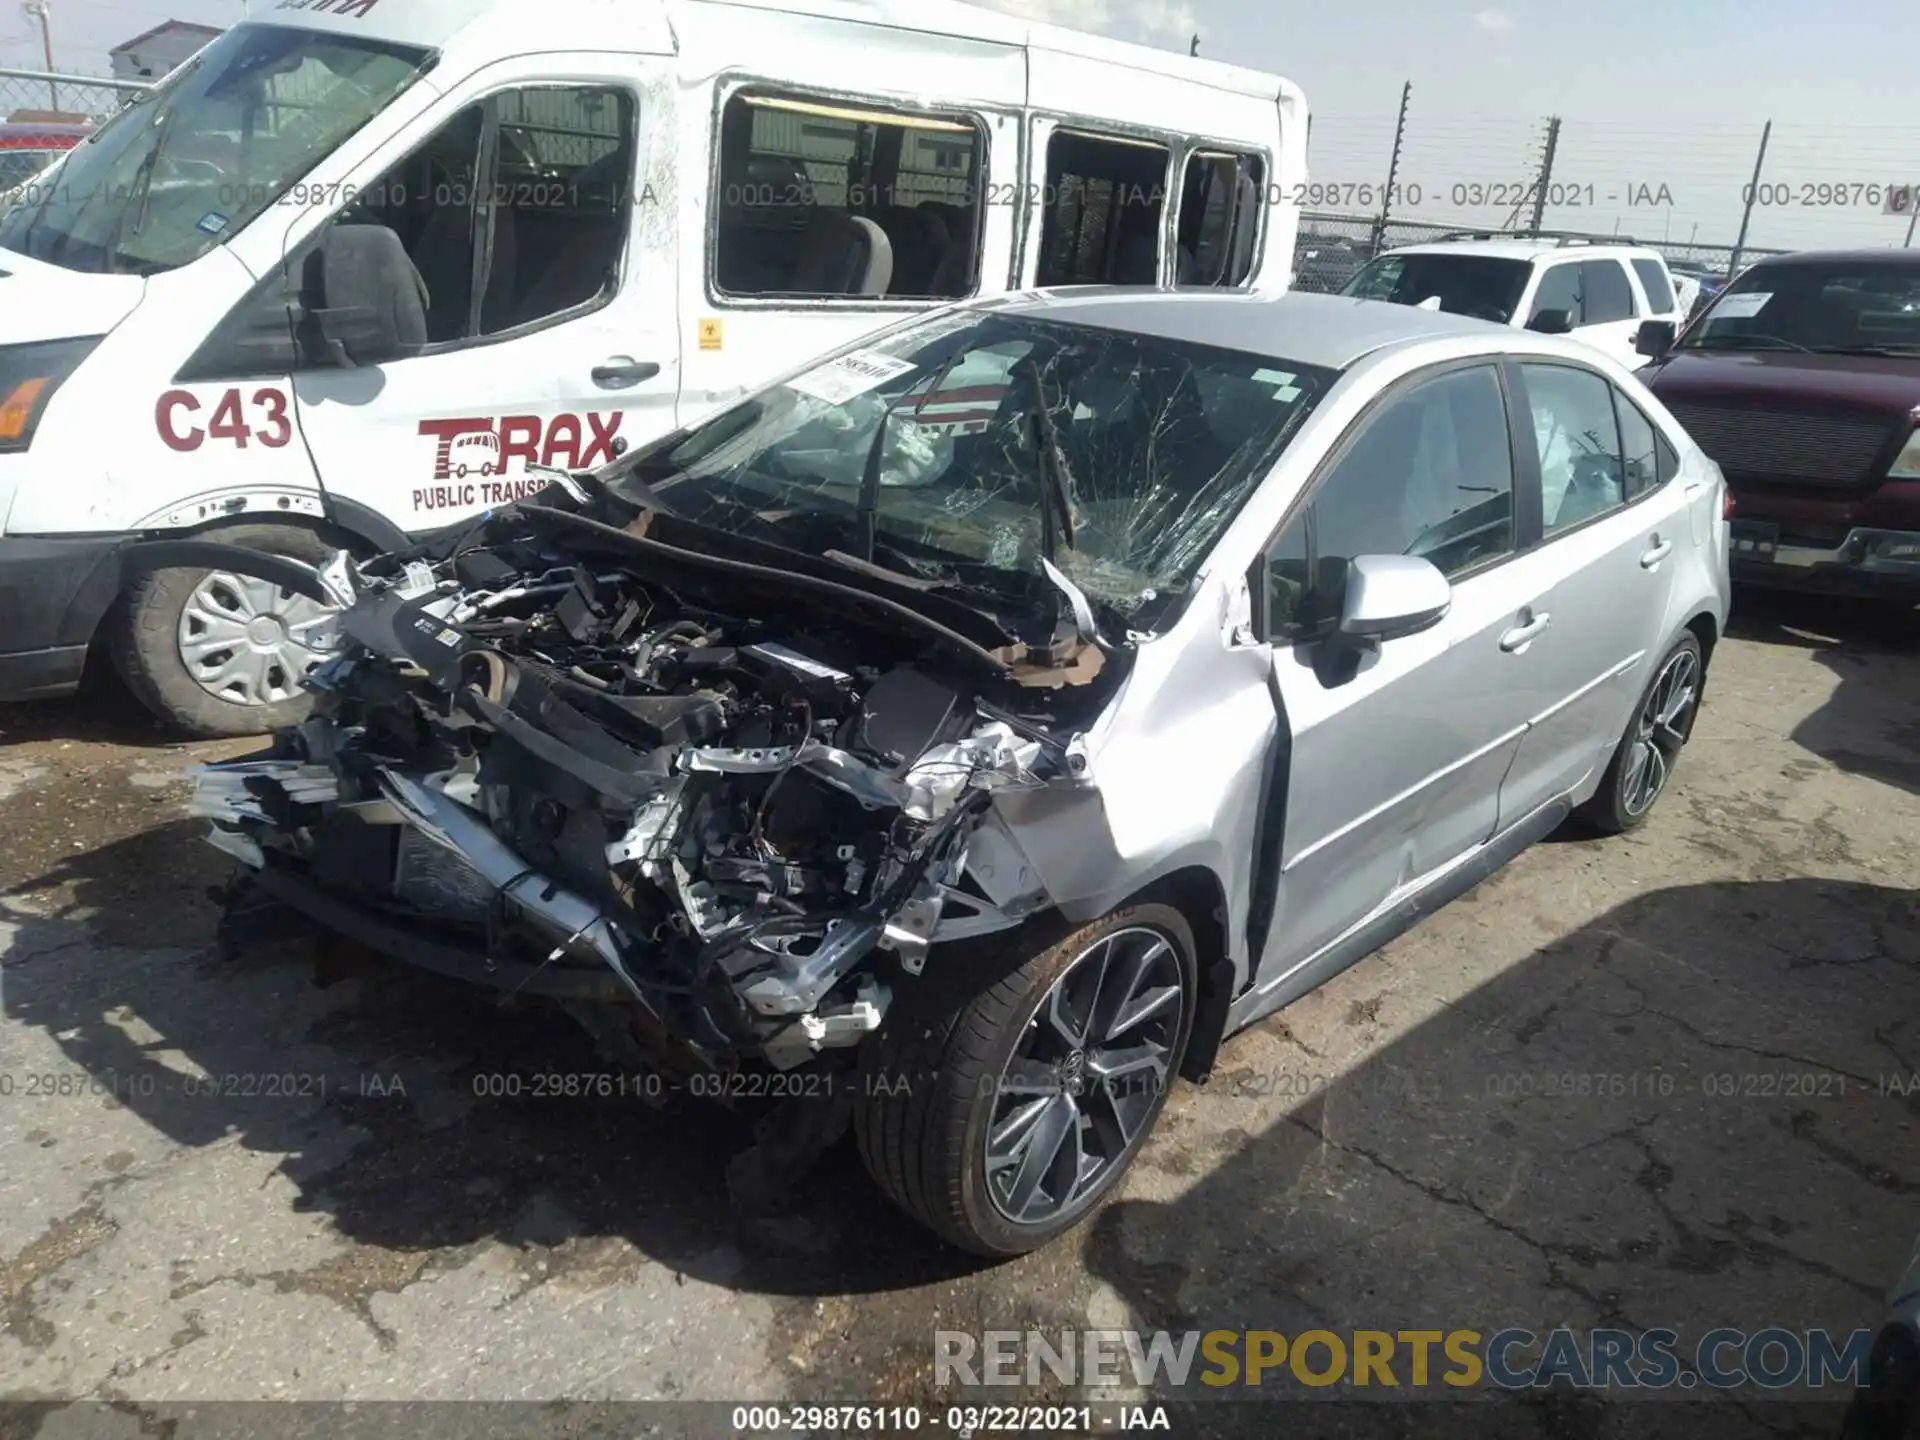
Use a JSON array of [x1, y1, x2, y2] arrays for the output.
[[1338, 554, 1452, 644], [297, 224, 429, 367], [1635, 319, 1677, 360], [1527, 308, 1573, 335]]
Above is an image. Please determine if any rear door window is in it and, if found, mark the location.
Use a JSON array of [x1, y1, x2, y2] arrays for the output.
[[1528, 263, 1582, 325], [1521, 363, 1626, 533], [1579, 260, 1637, 323], [1631, 258, 1675, 315]]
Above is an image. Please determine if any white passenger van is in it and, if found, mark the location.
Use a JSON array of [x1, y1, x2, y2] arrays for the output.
[[0, 0, 1307, 737]]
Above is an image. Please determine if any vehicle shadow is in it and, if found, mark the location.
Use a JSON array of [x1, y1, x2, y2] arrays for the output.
[[0, 822, 984, 1302], [1727, 588, 1920, 797], [0, 657, 182, 752], [1082, 873, 1919, 1428]]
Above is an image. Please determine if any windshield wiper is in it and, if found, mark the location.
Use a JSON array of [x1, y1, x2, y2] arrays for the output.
[[1015, 353, 1077, 563], [1810, 343, 1920, 357], [1686, 333, 1815, 354]]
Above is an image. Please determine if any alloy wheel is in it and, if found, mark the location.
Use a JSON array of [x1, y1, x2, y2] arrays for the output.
[[1621, 646, 1700, 818], [984, 926, 1186, 1226]]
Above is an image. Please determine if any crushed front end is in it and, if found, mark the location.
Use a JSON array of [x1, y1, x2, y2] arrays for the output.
[[186, 481, 1117, 1107]]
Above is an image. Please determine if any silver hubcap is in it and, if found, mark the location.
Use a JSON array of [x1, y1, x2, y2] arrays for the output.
[[178, 568, 340, 708], [1622, 647, 1699, 818], [985, 926, 1185, 1227]]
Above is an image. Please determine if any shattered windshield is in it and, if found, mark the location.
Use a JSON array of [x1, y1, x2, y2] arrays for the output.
[[0, 25, 431, 275], [1343, 252, 1533, 324], [623, 313, 1335, 616]]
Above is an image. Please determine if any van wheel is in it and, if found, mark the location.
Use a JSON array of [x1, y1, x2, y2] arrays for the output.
[[855, 904, 1196, 1257], [1577, 632, 1704, 835], [109, 523, 345, 740]]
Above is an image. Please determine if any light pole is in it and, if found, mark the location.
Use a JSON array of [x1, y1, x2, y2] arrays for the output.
[[22, 0, 58, 111]]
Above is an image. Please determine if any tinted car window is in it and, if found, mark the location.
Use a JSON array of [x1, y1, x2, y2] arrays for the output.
[[1614, 391, 1660, 498], [1655, 430, 1680, 486], [1343, 253, 1533, 323], [1529, 263, 1582, 325], [1631, 258, 1676, 314], [1269, 365, 1515, 635], [1581, 261, 1637, 323], [1522, 364, 1625, 532]]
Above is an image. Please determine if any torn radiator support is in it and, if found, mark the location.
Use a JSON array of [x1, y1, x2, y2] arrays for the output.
[[183, 486, 1111, 1081]]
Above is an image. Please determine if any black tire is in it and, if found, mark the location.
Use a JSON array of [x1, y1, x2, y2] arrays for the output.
[[108, 522, 342, 740], [854, 903, 1198, 1257], [1577, 631, 1705, 836]]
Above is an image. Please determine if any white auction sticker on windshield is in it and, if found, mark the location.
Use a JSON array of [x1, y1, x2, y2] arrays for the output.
[[787, 350, 919, 404], [1710, 292, 1772, 320]]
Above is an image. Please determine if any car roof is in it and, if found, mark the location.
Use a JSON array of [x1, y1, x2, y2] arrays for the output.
[[978, 288, 1516, 369], [1383, 238, 1663, 264]]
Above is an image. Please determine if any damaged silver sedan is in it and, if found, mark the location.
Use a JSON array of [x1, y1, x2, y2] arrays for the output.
[[172, 290, 1730, 1255]]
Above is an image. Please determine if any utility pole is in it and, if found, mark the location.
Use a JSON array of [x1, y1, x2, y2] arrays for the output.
[[1373, 81, 1410, 259], [1189, 34, 1199, 55], [1905, 204, 1917, 248], [22, 0, 58, 111], [1525, 116, 1560, 233], [1728, 120, 1771, 281]]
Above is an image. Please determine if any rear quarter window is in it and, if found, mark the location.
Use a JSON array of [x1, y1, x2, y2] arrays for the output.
[[1632, 258, 1676, 314]]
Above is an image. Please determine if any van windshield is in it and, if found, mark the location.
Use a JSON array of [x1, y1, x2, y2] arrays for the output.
[[0, 24, 431, 276], [1343, 252, 1533, 325], [1678, 262, 1920, 356]]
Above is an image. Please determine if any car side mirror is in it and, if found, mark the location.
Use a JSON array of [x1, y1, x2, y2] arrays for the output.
[[1635, 318, 1677, 360], [297, 224, 429, 368], [1527, 308, 1573, 335], [1337, 554, 1452, 645]]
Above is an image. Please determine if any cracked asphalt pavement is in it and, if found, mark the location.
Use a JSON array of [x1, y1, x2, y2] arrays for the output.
[[0, 590, 1915, 1434]]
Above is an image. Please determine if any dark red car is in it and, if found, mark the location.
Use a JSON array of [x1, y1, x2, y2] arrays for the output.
[[0, 120, 89, 195], [1638, 249, 1920, 605]]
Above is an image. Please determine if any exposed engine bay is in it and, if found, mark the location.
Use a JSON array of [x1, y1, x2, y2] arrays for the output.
[[186, 474, 1129, 1105]]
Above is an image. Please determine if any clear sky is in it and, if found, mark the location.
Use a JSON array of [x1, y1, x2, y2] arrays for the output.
[[5, 0, 1915, 253]]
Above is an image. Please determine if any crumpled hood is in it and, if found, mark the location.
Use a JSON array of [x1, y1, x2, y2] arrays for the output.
[[0, 246, 146, 343]]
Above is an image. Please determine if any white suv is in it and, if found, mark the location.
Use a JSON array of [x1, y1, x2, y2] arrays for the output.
[[1341, 235, 1686, 371]]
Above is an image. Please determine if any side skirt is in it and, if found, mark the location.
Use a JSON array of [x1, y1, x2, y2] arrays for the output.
[[1224, 794, 1573, 1037]]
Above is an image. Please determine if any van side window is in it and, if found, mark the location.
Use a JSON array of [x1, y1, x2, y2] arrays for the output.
[[1037, 130, 1171, 286], [712, 90, 987, 301], [333, 86, 637, 347], [1178, 150, 1264, 286]]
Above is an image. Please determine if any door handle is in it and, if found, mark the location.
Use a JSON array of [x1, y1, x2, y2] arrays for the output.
[[592, 358, 661, 386], [1499, 611, 1551, 652], [1640, 535, 1674, 569]]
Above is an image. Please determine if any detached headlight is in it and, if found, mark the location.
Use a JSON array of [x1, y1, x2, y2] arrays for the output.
[[1891, 425, 1920, 479], [0, 336, 102, 454]]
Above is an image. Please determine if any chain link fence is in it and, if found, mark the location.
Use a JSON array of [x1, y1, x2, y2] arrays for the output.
[[0, 66, 149, 124]]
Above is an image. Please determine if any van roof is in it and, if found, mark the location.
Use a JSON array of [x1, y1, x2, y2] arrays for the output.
[[252, 0, 1295, 102]]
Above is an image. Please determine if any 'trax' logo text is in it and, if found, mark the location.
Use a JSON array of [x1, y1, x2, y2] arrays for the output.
[[412, 411, 626, 512]]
